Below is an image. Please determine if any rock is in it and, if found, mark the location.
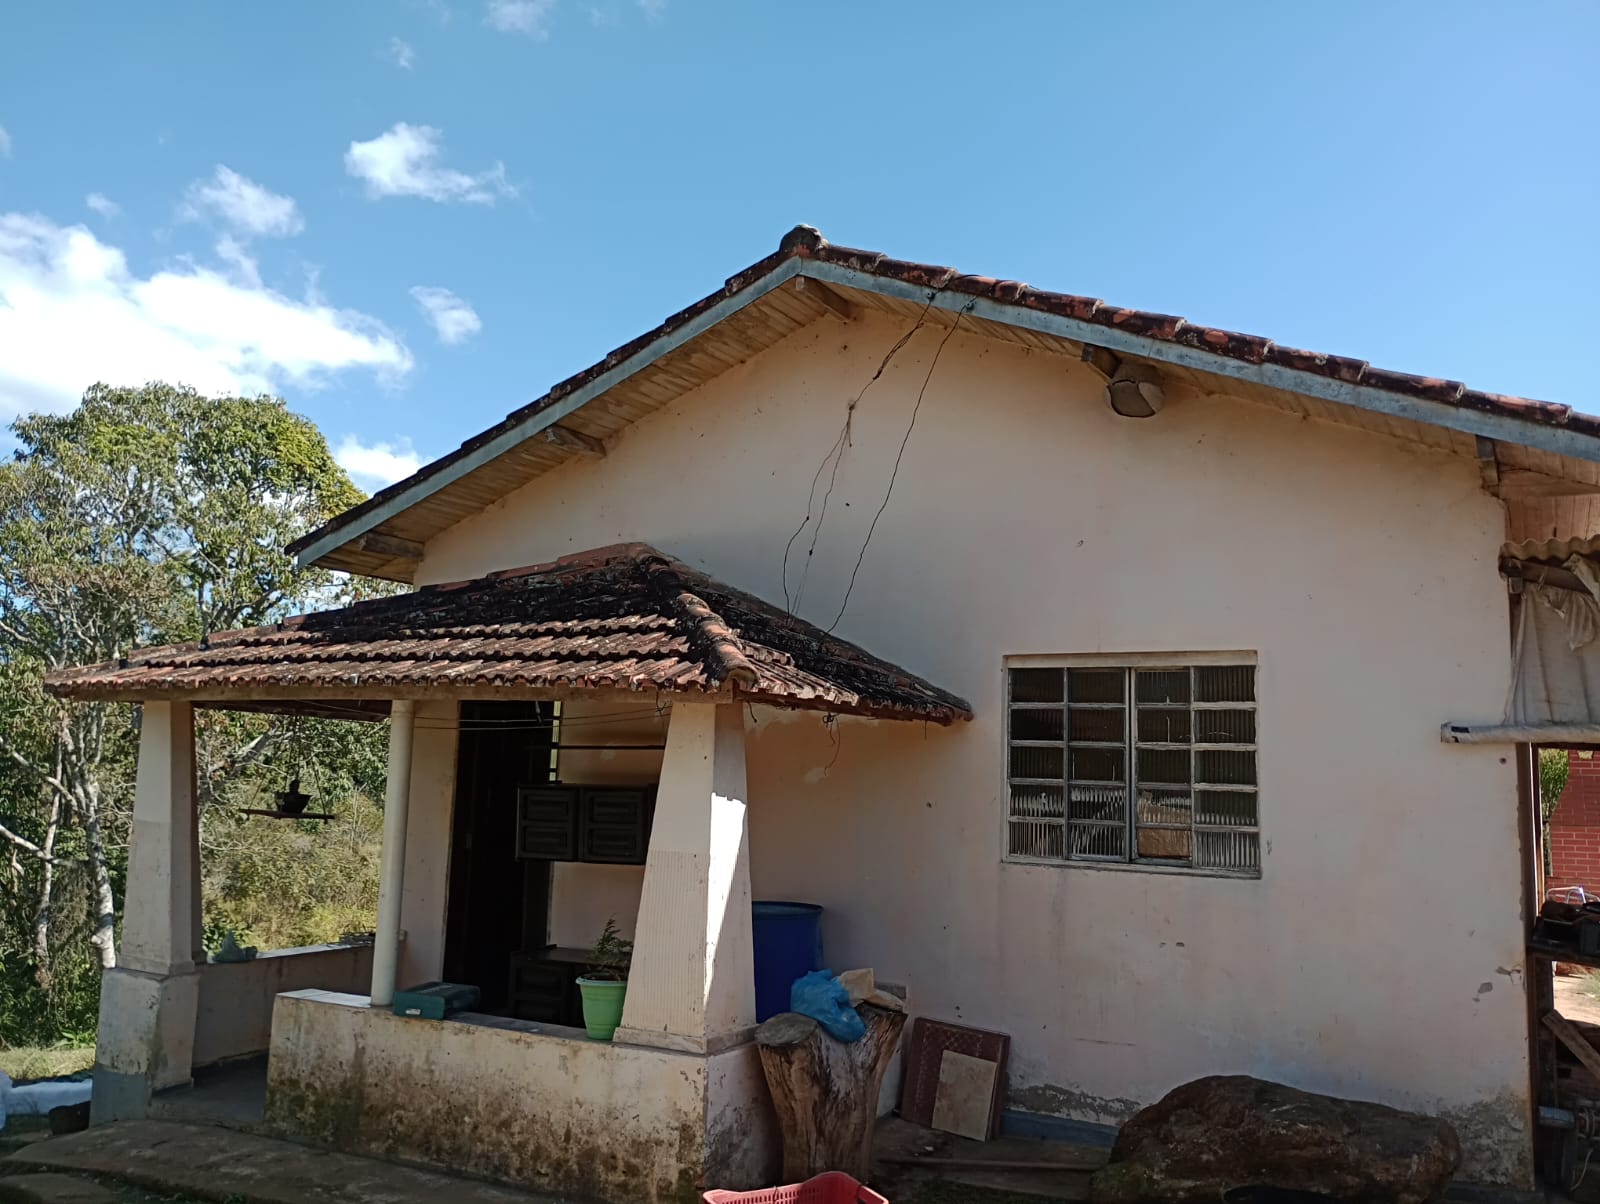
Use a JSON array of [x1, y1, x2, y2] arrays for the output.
[[1088, 1075, 1460, 1204], [46, 1102, 89, 1136]]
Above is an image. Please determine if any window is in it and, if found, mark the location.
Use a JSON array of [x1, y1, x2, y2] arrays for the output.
[[1005, 658, 1260, 876]]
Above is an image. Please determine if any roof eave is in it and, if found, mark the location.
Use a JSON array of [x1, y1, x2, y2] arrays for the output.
[[289, 255, 806, 577], [292, 240, 1600, 578], [800, 260, 1600, 466], [41, 678, 971, 724]]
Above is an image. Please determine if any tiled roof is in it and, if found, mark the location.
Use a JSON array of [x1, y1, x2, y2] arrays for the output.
[[43, 544, 972, 724], [289, 225, 1600, 572]]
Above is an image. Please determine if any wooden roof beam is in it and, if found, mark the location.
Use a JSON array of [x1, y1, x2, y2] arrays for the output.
[[794, 276, 858, 322], [1476, 436, 1501, 496], [537, 424, 607, 457], [358, 531, 424, 560]]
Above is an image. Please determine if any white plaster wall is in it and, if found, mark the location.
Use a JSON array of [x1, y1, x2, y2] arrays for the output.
[[416, 313, 1526, 1183], [398, 699, 458, 986], [193, 942, 374, 1066], [546, 700, 665, 946]]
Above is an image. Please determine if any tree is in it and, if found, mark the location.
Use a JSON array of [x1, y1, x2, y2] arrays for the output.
[[1540, 747, 1571, 876], [0, 383, 384, 1034]]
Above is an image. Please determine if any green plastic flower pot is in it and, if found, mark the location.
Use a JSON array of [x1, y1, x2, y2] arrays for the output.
[[576, 976, 628, 1041]]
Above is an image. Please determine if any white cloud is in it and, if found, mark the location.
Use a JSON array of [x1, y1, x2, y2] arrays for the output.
[[388, 36, 416, 68], [0, 212, 412, 420], [344, 123, 514, 204], [213, 234, 262, 289], [335, 435, 423, 489], [181, 165, 304, 237], [0, 125, 11, 157], [637, 0, 666, 17], [85, 193, 120, 219], [485, 0, 554, 36], [410, 286, 481, 345]]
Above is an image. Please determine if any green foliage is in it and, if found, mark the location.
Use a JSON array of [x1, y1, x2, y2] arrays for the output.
[[586, 915, 633, 982], [0, 382, 394, 1050], [204, 791, 384, 951], [1541, 748, 1571, 815], [1540, 748, 1572, 877]]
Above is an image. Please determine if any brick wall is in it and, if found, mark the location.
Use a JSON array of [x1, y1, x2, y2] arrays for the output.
[[1551, 751, 1600, 893]]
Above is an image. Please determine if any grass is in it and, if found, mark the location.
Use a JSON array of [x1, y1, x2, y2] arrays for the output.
[[0, 1043, 94, 1082]]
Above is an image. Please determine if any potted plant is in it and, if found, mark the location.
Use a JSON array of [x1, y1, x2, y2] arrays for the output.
[[576, 916, 632, 1041]]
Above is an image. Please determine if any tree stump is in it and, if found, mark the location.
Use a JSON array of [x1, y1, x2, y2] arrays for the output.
[[756, 1004, 908, 1181]]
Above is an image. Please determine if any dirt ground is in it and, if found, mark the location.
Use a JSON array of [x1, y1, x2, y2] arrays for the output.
[[1556, 970, 1600, 1026]]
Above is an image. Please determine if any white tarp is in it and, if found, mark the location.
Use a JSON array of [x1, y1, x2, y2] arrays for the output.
[[1506, 563, 1600, 729]]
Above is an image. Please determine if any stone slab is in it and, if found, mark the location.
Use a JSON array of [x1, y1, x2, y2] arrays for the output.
[[930, 1050, 997, 1141], [5, 1119, 558, 1204], [0, 1174, 118, 1204]]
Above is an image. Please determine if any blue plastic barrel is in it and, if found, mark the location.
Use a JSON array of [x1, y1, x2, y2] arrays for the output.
[[752, 901, 824, 1022]]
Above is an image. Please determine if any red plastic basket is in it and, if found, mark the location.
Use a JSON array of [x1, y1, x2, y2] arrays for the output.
[[702, 1171, 889, 1204]]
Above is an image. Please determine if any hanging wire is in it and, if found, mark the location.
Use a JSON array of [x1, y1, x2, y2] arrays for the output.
[[782, 294, 940, 613], [826, 301, 974, 632], [273, 701, 669, 733]]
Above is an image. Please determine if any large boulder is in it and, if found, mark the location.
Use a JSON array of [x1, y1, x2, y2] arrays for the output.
[[1089, 1075, 1460, 1204]]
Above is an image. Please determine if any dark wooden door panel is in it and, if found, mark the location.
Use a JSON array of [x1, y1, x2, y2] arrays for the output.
[[516, 786, 578, 860], [579, 787, 654, 863]]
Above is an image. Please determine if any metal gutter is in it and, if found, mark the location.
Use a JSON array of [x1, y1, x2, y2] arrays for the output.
[[291, 256, 804, 571], [1442, 722, 1600, 744], [798, 260, 1600, 467]]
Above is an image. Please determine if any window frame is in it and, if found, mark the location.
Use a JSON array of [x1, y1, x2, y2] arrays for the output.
[[1002, 652, 1262, 879]]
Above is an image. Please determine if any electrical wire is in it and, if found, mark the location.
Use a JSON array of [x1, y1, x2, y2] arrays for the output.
[[825, 302, 973, 633], [251, 702, 672, 736], [781, 296, 939, 613]]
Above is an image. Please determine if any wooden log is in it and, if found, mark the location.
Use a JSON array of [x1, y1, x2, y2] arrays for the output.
[[756, 1004, 907, 1181]]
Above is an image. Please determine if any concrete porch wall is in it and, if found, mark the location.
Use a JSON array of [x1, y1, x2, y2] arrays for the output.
[[193, 943, 375, 1068], [264, 990, 778, 1204]]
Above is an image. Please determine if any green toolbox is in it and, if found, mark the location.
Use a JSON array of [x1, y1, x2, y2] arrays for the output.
[[391, 981, 480, 1020]]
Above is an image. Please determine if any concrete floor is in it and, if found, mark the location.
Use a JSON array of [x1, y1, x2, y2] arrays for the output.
[[870, 1115, 1108, 1202], [4, 1120, 558, 1204], [148, 1056, 268, 1131]]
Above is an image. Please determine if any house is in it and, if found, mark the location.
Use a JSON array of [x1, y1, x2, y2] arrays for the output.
[[1549, 753, 1600, 897], [45, 225, 1600, 1199]]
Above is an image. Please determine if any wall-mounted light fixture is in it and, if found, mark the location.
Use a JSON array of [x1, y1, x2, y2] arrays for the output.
[[1082, 345, 1166, 419]]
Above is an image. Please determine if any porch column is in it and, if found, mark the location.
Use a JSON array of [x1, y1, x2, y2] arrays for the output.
[[370, 699, 416, 1008], [616, 701, 756, 1053], [91, 700, 202, 1122]]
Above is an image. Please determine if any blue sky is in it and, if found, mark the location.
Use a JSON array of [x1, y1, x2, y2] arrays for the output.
[[0, 2, 1595, 490]]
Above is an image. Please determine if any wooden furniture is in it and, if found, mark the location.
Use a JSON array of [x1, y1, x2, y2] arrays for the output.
[[507, 946, 592, 1025], [756, 1004, 907, 1180], [515, 785, 656, 864]]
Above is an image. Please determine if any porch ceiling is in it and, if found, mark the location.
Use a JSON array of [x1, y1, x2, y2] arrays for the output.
[[42, 543, 973, 725]]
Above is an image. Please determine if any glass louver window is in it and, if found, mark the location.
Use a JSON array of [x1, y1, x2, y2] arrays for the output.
[[1006, 661, 1259, 876]]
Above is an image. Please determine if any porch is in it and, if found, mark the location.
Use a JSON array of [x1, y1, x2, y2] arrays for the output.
[[42, 543, 971, 1203]]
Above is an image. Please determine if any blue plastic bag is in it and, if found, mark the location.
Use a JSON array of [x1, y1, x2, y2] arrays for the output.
[[789, 969, 866, 1043]]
